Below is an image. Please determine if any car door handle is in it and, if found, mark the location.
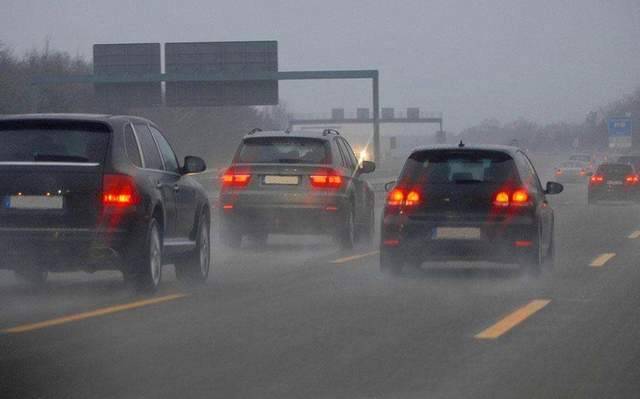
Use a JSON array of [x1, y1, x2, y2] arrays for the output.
[[173, 184, 180, 192]]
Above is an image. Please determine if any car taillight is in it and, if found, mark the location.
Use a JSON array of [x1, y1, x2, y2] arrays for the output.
[[493, 188, 530, 208], [102, 174, 139, 206], [625, 174, 639, 184], [555, 169, 563, 176], [579, 169, 586, 176], [590, 175, 604, 184], [221, 170, 251, 187], [309, 171, 343, 189], [386, 188, 421, 207]]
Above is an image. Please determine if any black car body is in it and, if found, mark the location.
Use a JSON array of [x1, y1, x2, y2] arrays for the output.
[[588, 162, 640, 204], [380, 145, 563, 274], [0, 114, 211, 291], [219, 129, 375, 249]]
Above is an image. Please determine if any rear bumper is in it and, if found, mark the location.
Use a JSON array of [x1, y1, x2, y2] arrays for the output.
[[0, 227, 132, 271], [219, 204, 346, 234], [381, 215, 538, 263], [589, 186, 639, 201]]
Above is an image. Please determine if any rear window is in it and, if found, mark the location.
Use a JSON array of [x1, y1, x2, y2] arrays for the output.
[[0, 121, 110, 163], [597, 164, 632, 175], [236, 137, 329, 164], [400, 150, 517, 185]]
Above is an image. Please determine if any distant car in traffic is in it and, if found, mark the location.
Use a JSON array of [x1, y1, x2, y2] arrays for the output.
[[569, 153, 593, 165], [0, 114, 211, 292], [219, 128, 375, 249], [554, 160, 590, 183], [380, 144, 563, 275], [588, 162, 640, 204]]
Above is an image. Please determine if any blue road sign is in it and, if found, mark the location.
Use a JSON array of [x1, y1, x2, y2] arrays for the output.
[[608, 117, 633, 137]]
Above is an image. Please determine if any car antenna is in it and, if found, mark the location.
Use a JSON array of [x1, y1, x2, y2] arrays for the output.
[[458, 140, 465, 148], [248, 128, 262, 135]]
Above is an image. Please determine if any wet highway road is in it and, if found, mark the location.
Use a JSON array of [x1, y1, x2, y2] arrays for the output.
[[3, 179, 640, 398]]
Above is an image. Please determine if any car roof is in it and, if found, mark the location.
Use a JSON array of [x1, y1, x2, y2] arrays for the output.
[[242, 129, 333, 140], [409, 144, 520, 157], [0, 113, 154, 126]]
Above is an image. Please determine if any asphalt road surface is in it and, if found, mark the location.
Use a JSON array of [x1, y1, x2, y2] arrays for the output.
[[3, 175, 640, 398]]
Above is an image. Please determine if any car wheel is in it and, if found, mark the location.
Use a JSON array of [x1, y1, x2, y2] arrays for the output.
[[380, 249, 403, 276], [544, 234, 555, 271], [361, 206, 375, 245], [14, 268, 48, 286], [132, 218, 163, 293], [175, 213, 211, 284], [521, 225, 543, 277], [338, 206, 355, 250]]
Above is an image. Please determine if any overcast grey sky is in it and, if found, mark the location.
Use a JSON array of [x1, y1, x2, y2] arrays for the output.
[[2, 0, 639, 132]]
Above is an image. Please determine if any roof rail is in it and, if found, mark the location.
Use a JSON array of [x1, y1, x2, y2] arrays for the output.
[[322, 128, 340, 136], [247, 128, 263, 135]]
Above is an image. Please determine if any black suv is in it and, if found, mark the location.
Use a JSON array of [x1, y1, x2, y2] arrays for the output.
[[219, 129, 376, 249], [380, 144, 563, 275], [0, 114, 211, 292]]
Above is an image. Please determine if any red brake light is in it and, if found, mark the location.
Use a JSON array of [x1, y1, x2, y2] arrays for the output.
[[309, 171, 343, 189], [512, 189, 529, 204], [387, 188, 404, 206], [102, 174, 139, 206], [555, 170, 563, 176], [625, 174, 639, 184], [590, 175, 604, 184], [493, 188, 530, 207], [222, 170, 251, 187], [493, 191, 510, 207], [386, 188, 420, 207]]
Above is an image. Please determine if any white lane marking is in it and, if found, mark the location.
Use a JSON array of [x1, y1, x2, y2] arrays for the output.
[[330, 251, 379, 264], [628, 230, 640, 239], [590, 253, 616, 268]]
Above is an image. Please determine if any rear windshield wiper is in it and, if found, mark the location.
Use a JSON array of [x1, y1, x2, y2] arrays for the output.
[[33, 153, 90, 162]]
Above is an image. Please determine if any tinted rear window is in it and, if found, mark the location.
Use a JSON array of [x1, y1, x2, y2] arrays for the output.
[[237, 137, 329, 164], [597, 164, 632, 175], [0, 121, 110, 163], [400, 150, 517, 185]]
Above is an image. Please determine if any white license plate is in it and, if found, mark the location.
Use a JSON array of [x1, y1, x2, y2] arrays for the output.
[[264, 175, 299, 185], [7, 195, 63, 209], [433, 227, 481, 240], [608, 181, 623, 185]]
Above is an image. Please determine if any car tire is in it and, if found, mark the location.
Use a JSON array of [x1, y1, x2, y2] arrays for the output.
[[522, 225, 543, 277], [175, 213, 211, 284], [380, 249, 403, 276], [14, 268, 48, 286], [361, 206, 375, 245], [544, 234, 555, 271], [338, 206, 355, 250], [131, 218, 163, 293]]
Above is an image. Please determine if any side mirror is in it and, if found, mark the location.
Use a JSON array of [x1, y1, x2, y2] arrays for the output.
[[384, 180, 396, 192], [182, 156, 206, 174], [358, 160, 376, 174], [545, 181, 564, 195]]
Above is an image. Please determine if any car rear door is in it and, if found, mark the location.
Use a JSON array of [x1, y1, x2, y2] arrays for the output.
[[150, 125, 198, 240], [518, 151, 552, 251], [133, 123, 178, 240], [336, 138, 366, 221]]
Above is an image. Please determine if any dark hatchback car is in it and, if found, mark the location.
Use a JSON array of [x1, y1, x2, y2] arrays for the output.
[[219, 129, 375, 249], [380, 145, 563, 275], [588, 162, 640, 204], [0, 114, 211, 292]]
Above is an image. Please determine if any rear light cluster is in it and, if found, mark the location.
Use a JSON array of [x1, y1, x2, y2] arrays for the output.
[[222, 171, 251, 188], [309, 172, 343, 189], [625, 175, 639, 184], [386, 188, 421, 208], [493, 188, 530, 207], [590, 175, 604, 184], [102, 174, 139, 207]]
